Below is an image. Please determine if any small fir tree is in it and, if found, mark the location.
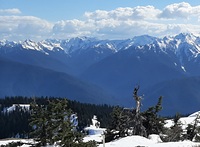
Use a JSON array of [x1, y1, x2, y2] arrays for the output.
[[163, 113, 183, 142], [29, 98, 96, 147], [142, 96, 165, 136], [29, 99, 49, 146], [185, 113, 200, 141]]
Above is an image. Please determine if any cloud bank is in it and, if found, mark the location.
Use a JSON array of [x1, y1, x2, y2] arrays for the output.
[[0, 8, 21, 15], [1, 2, 200, 41]]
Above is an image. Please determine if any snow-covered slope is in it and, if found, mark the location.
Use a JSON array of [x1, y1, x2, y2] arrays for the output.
[[3, 104, 30, 113], [165, 111, 200, 130]]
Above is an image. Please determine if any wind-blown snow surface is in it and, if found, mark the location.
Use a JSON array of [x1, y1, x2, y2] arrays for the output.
[[98, 135, 200, 147], [0, 137, 199, 147]]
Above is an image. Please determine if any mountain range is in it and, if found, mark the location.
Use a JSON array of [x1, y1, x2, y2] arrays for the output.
[[0, 33, 200, 115]]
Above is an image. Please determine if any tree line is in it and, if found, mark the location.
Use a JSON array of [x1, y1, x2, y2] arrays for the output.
[[1, 87, 200, 146], [0, 96, 113, 139]]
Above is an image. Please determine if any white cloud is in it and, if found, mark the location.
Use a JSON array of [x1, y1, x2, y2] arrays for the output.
[[0, 8, 21, 15], [0, 16, 53, 40], [52, 19, 95, 39], [159, 2, 200, 19], [1, 3, 200, 41], [85, 6, 161, 21]]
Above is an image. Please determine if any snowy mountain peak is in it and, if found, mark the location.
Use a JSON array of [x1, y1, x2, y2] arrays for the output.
[[1, 33, 200, 65], [131, 35, 158, 45], [0, 40, 18, 47], [22, 39, 42, 51], [174, 33, 196, 42]]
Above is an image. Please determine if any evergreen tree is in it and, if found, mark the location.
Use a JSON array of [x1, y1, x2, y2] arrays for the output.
[[142, 96, 165, 136], [163, 113, 183, 142], [105, 106, 128, 141], [105, 86, 166, 142], [0, 96, 113, 139], [29, 98, 96, 147], [185, 113, 200, 141], [49, 99, 81, 146], [110, 106, 127, 136], [105, 86, 147, 141], [29, 99, 49, 146]]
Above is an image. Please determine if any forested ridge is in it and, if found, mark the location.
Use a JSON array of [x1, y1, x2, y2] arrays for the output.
[[0, 96, 113, 139]]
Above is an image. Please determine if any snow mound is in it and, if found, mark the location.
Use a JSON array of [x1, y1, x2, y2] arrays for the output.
[[148, 134, 163, 143], [98, 135, 155, 147], [98, 135, 200, 147], [83, 115, 106, 143], [84, 115, 105, 135]]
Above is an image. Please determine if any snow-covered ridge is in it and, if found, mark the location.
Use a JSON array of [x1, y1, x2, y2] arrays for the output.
[[0, 35, 157, 55], [1, 33, 200, 62], [154, 33, 200, 59]]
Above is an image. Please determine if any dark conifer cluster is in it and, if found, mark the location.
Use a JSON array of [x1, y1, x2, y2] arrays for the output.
[[105, 87, 200, 143], [29, 98, 96, 146], [105, 95, 164, 142], [0, 96, 113, 139]]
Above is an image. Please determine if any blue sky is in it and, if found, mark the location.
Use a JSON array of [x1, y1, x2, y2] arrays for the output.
[[1, 0, 200, 41]]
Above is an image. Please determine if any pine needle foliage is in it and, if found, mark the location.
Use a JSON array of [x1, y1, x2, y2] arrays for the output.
[[142, 96, 165, 136], [185, 113, 200, 141], [106, 87, 165, 142], [29, 98, 96, 147], [162, 113, 183, 142]]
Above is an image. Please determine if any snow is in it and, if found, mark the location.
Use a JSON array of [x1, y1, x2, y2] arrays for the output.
[[84, 134, 103, 143], [84, 115, 106, 136], [1, 110, 200, 147], [97, 135, 200, 147], [22, 40, 41, 51], [181, 66, 186, 72], [148, 134, 163, 143], [1, 136, 200, 147], [157, 40, 167, 49], [91, 111, 200, 147], [1, 33, 200, 65], [189, 111, 200, 117], [4, 104, 30, 113], [83, 115, 106, 143], [39, 41, 54, 50], [165, 111, 200, 131], [0, 139, 34, 147]]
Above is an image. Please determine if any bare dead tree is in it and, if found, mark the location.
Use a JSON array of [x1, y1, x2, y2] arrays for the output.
[[132, 86, 147, 137], [133, 86, 142, 114]]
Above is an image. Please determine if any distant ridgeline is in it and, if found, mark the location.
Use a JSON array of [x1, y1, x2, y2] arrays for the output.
[[0, 96, 113, 139]]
